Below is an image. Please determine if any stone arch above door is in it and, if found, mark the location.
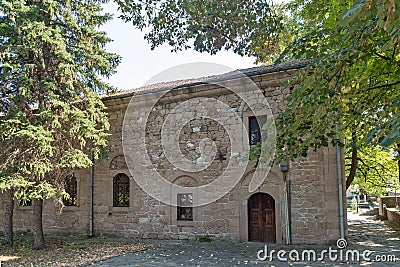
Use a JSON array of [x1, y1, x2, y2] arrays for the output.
[[238, 168, 284, 244]]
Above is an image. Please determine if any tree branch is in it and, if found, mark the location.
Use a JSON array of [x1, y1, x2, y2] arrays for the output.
[[346, 130, 357, 189], [374, 52, 392, 61], [366, 80, 400, 91]]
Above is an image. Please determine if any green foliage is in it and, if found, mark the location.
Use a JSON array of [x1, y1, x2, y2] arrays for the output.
[[0, 0, 120, 200], [197, 235, 212, 242], [275, 0, 399, 194], [116, 0, 399, 193], [116, 0, 399, 157], [275, 0, 399, 161], [347, 145, 398, 197], [116, 0, 287, 63]]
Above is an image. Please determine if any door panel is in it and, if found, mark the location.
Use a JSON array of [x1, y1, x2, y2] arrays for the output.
[[248, 193, 276, 243]]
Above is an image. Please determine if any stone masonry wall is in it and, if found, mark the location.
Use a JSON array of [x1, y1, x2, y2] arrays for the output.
[[0, 194, 3, 231], [290, 146, 345, 244], [0, 168, 90, 236], [0, 68, 345, 244]]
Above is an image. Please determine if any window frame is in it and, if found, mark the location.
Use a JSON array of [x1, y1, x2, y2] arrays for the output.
[[248, 115, 267, 145], [113, 173, 130, 207], [63, 175, 78, 207], [177, 193, 193, 221]]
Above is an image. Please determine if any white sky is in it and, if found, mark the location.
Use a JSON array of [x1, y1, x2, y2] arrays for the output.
[[101, 2, 258, 90]]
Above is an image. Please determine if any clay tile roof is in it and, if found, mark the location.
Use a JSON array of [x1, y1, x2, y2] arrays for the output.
[[101, 59, 310, 100]]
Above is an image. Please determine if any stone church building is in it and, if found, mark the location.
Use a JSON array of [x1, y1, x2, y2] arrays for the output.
[[0, 61, 346, 244]]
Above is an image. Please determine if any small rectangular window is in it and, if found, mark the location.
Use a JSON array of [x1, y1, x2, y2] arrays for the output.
[[177, 193, 193, 221], [249, 116, 267, 145]]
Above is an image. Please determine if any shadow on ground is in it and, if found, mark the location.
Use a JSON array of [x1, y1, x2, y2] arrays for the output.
[[87, 213, 400, 266]]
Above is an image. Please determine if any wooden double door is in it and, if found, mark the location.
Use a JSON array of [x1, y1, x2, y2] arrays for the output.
[[248, 193, 276, 243]]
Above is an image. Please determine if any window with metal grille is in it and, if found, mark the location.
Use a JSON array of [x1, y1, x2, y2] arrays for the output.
[[249, 116, 267, 145], [63, 175, 77, 206], [113, 173, 130, 207], [177, 193, 193, 221]]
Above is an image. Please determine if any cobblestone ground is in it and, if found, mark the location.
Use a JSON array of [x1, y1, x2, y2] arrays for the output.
[[88, 213, 399, 266]]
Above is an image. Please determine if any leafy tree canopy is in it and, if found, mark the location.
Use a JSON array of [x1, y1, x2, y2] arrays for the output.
[[116, 0, 399, 163], [116, 0, 288, 63], [346, 145, 398, 197], [276, 0, 399, 161], [0, 0, 120, 200]]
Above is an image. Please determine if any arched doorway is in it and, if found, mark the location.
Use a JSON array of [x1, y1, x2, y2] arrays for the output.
[[248, 192, 276, 243]]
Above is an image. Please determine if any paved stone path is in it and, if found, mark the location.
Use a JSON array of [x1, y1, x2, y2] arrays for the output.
[[88, 213, 399, 266]]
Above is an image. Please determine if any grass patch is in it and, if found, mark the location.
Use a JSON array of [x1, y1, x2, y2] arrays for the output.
[[197, 235, 212, 242]]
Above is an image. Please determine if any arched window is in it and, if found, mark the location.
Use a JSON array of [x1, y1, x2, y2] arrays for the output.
[[63, 175, 78, 206], [113, 173, 130, 207]]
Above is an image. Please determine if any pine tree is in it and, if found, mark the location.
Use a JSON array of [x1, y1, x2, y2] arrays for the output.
[[0, 0, 120, 249]]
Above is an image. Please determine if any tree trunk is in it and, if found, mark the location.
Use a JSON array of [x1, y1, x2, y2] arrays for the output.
[[346, 132, 358, 189], [3, 189, 14, 245], [32, 198, 45, 250], [397, 144, 400, 184]]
